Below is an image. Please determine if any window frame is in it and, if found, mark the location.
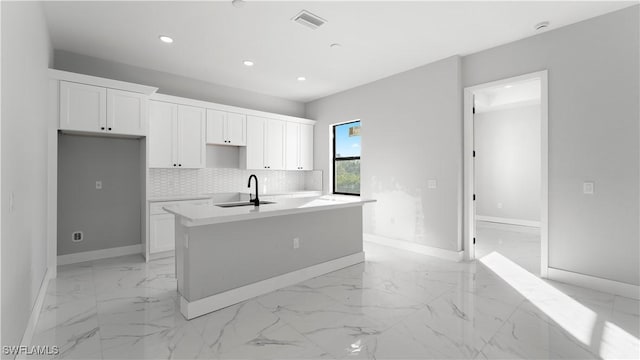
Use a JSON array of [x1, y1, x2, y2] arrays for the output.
[[332, 120, 361, 196]]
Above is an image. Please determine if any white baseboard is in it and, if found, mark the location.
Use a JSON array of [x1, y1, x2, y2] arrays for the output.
[[476, 215, 540, 228], [180, 252, 365, 319], [364, 233, 463, 262], [17, 267, 53, 359], [57, 244, 142, 265], [547, 268, 640, 300]]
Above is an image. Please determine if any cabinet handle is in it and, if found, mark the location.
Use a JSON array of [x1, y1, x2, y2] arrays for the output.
[[173, 164, 177, 167], [179, 164, 182, 167], [108, 127, 112, 131], [101, 127, 105, 130]]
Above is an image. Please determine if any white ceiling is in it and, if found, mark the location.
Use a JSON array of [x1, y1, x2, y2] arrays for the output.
[[475, 79, 541, 113], [43, 1, 636, 103]]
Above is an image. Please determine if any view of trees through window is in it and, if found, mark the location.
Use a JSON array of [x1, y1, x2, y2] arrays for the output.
[[333, 121, 361, 195]]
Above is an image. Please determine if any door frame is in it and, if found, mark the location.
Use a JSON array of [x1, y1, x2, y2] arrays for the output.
[[463, 70, 549, 278]]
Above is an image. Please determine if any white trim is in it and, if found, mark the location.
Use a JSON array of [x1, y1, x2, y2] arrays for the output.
[[48, 69, 158, 95], [364, 234, 464, 262], [17, 267, 53, 358], [57, 244, 142, 265], [476, 215, 540, 228], [463, 70, 549, 278], [180, 252, 365, 319], [547, 268, 640, 300], [150, 93, 315, 125]]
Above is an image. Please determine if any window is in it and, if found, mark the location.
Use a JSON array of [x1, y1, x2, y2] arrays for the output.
[[333, 121, 361, 195]]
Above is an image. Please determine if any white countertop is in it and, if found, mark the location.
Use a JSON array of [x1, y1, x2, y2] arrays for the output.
[[163, 195, 375, 226], [147, 190, 322, 203]]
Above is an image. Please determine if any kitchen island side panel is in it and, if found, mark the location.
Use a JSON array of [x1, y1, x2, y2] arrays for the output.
[[181, 206, 363, 301]]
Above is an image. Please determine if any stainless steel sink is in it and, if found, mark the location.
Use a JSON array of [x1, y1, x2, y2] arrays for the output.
[[216, 201, 276, 208]]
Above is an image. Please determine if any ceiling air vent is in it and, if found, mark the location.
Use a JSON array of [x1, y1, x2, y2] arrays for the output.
[[292, 10, 327, 30]]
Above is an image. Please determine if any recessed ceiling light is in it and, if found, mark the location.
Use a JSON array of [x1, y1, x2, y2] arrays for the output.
[[330, 43, 342, 49], [159, 35, 174, 44], [231, 0, 245, 8], [243, 60, 254, 67], [504, 85, 513, 89], [534, 21, 550, 31], [297, 76, 306, 81]]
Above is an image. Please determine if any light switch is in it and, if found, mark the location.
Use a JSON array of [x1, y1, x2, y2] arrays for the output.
[[583, 182, 594, 195], [497, 203, 503, 209], [427, 179, 437, 189], [96, 181, 102, 190]]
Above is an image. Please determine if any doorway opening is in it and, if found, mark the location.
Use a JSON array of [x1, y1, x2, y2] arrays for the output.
[[463, 71, 549, 277]]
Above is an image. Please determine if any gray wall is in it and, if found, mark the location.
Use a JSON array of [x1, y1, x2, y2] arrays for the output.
[[306, 6, 639, 286], [306, 56, 463, 252], [463, 6, 639, 285], [58, 135, 141, 255], [54, 50, 305, 118], [1, 1, 52, 351], [475, 105, 541, 222]]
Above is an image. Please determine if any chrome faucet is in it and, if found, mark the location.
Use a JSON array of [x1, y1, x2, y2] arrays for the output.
[[247, 174, 260, 206]]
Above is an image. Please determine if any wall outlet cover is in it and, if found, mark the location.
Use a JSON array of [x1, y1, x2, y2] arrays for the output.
[[72, 231, 84, 242], [96, 181, 102, 190], [427, 179, 437, 189], [583, 182, 594, 195]]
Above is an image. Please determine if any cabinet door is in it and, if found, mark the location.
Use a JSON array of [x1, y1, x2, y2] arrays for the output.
[[226, 112, 246, 146], [245, 116, 265, 169], [299, 124, 314, 170], [59, 81, 106, 132], [285, 122, 300, 170], [265, 119, 285, 170], [148, 101, 177, 168], [177, 105, 205, 168], [106, 89, 147, 136], [150, 213, 175, 253], [206, 109, 226, 145]]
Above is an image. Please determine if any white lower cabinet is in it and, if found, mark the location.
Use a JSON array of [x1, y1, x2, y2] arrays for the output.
[[149, 213, 175, 254], [148, 198, 212, 254]]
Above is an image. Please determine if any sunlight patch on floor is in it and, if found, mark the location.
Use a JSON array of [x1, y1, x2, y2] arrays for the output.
[[480, 251, 639, 359], [480, 252, 597, 345]]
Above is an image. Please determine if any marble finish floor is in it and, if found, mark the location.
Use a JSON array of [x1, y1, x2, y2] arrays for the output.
[[475, 221, 541, 275], [30, 242, 638, 359]]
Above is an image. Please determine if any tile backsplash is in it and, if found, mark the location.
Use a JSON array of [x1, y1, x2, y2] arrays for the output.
[[149, 168, 322, 197]]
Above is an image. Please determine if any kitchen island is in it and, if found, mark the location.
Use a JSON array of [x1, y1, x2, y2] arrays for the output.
[[164, 195, 375, 319]]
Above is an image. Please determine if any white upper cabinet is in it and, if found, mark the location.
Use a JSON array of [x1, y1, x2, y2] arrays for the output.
[[285, 122, 314, 170], [265, 119, 285, 170], [148, 101, 177, 168], [299, 123, 314, 170], [177, 105, 206, 168], [206, 109, 246, 146], [60, 81, 107, 132], [206, 109, 226, 145], [148, 101, 205, 169], [226, 112, 246, 145], [244, 116, 266, 170], [244, 116, 285, 170], [59, 81, 148, 136], [106, 89, 147, 136]]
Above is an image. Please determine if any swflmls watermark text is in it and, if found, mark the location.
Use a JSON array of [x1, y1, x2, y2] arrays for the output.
[[2, 346, 60, 356]]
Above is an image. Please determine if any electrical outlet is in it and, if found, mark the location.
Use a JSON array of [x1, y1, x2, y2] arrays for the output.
[[96, 181, 102, 190], [427, 179, 437, 189], [293, 237, 300, 249], [497, 202, 503, 209], [583, 182, 594, 195], [72, 231, 83, 242]]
